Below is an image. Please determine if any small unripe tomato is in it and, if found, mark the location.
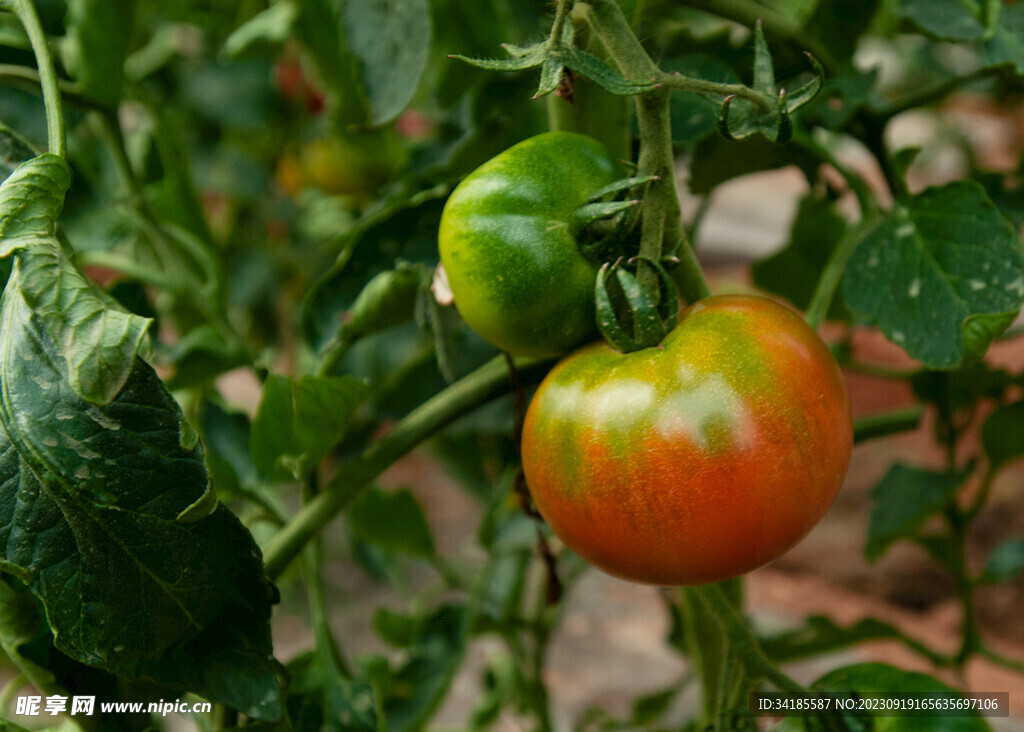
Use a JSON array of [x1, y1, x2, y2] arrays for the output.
[[438, 132, 617, 357], [521, 295, 853, 586]]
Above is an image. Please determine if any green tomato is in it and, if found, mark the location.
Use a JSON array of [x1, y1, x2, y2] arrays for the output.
[[438, 132, 617, 357]]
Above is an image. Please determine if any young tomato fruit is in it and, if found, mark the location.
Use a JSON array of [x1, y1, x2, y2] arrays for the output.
[[438, 131, 617, 357], [521, 295, 853, 586]]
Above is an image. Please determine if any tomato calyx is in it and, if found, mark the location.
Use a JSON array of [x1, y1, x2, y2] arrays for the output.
[[595, 255, 680, 353], [573, 174, 655, 265]]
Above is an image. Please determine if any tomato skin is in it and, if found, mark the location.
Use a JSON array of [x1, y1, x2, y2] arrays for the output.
[[521, 295, 853, 586], [438, 132, 617, 357]]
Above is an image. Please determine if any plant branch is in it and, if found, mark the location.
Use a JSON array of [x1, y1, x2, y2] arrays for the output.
[[870, 67, 1001, 121], [6, 0, 65, 157], [582, 0, 711, 302], [805, 218, 877, 330], [695, 583, 807, 694], [658, 73, 775, 112], [0, 64, 98, 109], [853, 406, 924, 444], [262, 355, 553, 580]]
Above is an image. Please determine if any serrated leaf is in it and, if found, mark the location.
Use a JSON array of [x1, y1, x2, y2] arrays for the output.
[[344, 0, 431, 125], [223, 2, 298, 58], [62, 0, 137, 108], [346, 486, 435, 559], [980, 539, 1024, 584], [561, 47, 656, 96], [0, 263, 279, 718], [0, 155, 72, 250], [981, 401, 1024, 469], [866, 464, 963, 561], [250, 373, 367, 481], [843, 181, 1024, 369], [898, 0, 986, 41]]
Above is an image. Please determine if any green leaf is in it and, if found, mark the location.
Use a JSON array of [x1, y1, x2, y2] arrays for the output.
[[752, 193, 849, 318], [0, 155, 72, 250], [806, 663, 990, 730], [223, 2, 299, 58], [687, 133, 819, 195], [0, 263, 279, 718], [981, 401, 1024, 469], [898, 0, 986, 41], [294, 0, 369, 125], [62, 0, 137, 108], [980, 539, 1024, 584], [286, 650, 377, 732], [804, 0, 881, 64], [981, 1, 1024, 74], [842, 181, 1024, 369], [910, 363, 1012, 414], [378, 604, 469, 732], [346, 486, 435, 559], [250, 374, 368, 481], [344, 0, 432, 125], [807, 70, 878, 130], [866, 464, 963, 561]]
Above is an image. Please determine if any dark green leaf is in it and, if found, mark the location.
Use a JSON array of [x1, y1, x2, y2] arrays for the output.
[[843, 181, 1024, 369], [250, 374, 301, 482], [866, 464, 962, 561], [380, 604, 468, 732], [0, 261, 279, 718], [807, 663, 989, 730], [910, 363, 1012, 414], [898, 0, 986, 41], [250, 374, 368, 481], [806, 70, 878, 130], [981, 1, 1024, 74], [62, 0, 136, 108], [344, 0, 432, 125], [346, 486, 435, 559], [980, 539, 1024, 584], [982, 401, 1024, 469], [752, 193, 849, 318], [294, 0, 369, 125], [374, 607, 421, 647], [286, 650, 377, 732]]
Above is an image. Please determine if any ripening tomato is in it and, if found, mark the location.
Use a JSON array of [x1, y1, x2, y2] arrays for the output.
[[521, 295, 853, 586], [438, 132, 617, 357]]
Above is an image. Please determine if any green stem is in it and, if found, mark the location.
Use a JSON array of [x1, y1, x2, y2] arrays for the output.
[[791, 131, 880, 220], [583, 0, 711, 302], [870, 68, 1000, 121], [301, 472, 352, 676], [853, 406, 923, 444], [694, 583, 807, 695], [658, 73, 775, 112], [7, 0, 66, 157], [805, 218, 877, 330], [262, 355, 553, 580]]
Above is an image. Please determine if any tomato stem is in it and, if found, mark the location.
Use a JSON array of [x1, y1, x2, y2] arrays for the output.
[[262, 355, 553, 580], [582, 0, 712, 304], [6, 0, 66, 158]]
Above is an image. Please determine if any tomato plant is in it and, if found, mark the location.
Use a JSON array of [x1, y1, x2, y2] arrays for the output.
[[522, 295, 853, 586], [0, 0, 1022, 731], [439, 131, 618, 357]]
